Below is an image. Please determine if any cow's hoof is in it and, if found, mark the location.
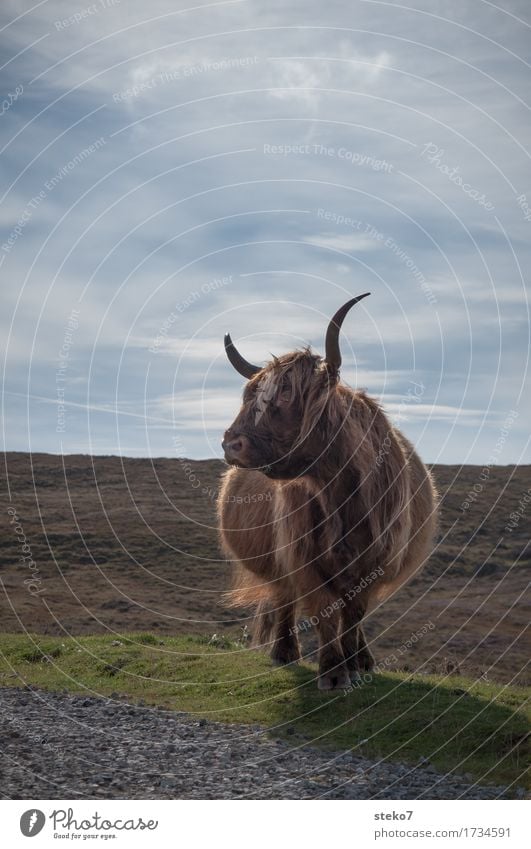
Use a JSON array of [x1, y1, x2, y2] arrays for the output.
[[349, 670, 363, 686], [271, 654, 300, 667], [318, 666, 351, 691]]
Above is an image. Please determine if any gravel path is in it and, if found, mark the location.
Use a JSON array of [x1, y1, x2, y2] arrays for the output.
[[0, 687, 514, 800]]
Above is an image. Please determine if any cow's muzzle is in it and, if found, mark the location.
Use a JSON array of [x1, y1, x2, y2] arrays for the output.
[[222, 431, 251, 466]]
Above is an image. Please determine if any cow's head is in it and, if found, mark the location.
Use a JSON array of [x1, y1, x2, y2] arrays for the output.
[[221, 294, 370, 479]]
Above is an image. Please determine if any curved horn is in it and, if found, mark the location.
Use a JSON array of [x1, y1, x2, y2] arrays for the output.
[[324, 293, 371, 373], [224, 333, 261, 379]]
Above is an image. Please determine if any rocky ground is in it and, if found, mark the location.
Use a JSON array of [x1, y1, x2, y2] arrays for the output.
[[0, 687, 518, 800]]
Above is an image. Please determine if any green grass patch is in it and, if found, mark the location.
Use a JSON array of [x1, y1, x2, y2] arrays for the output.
[[0, 632, 528, 792]]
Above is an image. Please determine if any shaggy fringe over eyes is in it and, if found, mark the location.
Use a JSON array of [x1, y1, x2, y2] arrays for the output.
[[258, 351, 331, 418]]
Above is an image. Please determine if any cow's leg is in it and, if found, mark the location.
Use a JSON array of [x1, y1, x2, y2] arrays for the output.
[[339, 606, 362, 683], [253, 599, 300, 664], [356, 622, 375, 672], [270, 602, 301, 666], [252, 599, 276, 648], [340, 602, 375, 682], [315, 609, 350, 691]]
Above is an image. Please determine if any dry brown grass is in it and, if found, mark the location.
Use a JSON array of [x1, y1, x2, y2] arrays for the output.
[[1, 452, 529, 686]]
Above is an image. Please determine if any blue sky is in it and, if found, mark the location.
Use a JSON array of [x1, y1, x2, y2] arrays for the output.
[[1, 0, 530, 464]]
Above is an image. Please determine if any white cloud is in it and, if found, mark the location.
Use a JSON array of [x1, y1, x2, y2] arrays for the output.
[[302, 232, 380, 253]]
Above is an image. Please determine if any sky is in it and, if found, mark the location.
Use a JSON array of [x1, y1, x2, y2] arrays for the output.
[[1, 0, 530, 464]]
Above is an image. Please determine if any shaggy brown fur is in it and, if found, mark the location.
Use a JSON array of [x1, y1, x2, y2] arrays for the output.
[[218, 346, 438, 691]]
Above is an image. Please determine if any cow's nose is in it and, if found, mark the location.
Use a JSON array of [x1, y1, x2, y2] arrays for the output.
[[221, 430, 246, 465], [222, 435, 243, 455]]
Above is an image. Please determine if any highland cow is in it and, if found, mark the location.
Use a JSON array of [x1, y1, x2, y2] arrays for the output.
[[218, 295, 437, 691]]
